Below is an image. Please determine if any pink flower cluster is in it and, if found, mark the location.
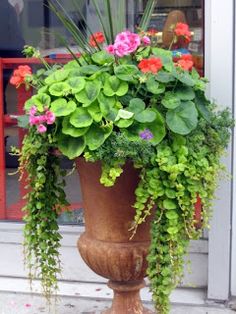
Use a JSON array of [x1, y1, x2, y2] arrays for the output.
[[106, 31, 150, 57], [29, 106, 56, 133]]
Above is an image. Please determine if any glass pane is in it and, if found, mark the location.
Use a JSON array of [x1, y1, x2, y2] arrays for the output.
[[135, 0, 204, 75]]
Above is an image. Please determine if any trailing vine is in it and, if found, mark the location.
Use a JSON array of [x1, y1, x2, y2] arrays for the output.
[[16, 127, 68, 299], [85, 110, 233, 313]]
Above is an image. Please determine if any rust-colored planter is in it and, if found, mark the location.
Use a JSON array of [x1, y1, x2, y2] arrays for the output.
[[76, 158, 154, 314]]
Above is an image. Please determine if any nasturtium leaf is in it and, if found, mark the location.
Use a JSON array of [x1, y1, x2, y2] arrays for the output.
[[58, 135, 86, 159], [78, 65, 100, 75], [128, 98, 145, 114], [135, 109, 157, 123], [156, 71, 175, 83], [69, 107, 93, 128], [161, 92, 181, 109], [67, 77, 85, 94], [62, 117, 89, 137], [116, 109, 134, 120], [85, 124, 113, 150], [195, 93, 212, 123], [166, 210, 178, 220], [146, 77, 165, 95], [166, 101, 198, 135], [87, 101, 103, 122], [114, 64, 139, 81], [45, 69, 69, 85], [163, 199, 177, 209], [115, 118, 134, 128], [175, 86, 195, 100], [75, 81, 101, 106], [49, 82, 70, 96], [24, 93, 51, 112], [91, 50, 115, 65], [50, 99, 76, 117]]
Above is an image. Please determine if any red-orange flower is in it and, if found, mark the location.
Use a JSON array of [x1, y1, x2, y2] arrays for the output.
[[10, 65, 32, 87], [89, 32, 105, 47], [175, 54, 194, 71], [147, 28, 159, 36], [174, 23, 191, 43], [138, 57, 162, 74]]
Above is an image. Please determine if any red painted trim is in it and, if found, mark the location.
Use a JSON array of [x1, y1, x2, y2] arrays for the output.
[[0, 59, 6, 219]]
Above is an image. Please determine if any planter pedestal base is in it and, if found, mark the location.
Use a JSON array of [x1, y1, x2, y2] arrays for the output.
[[102, 280, 154, 314]]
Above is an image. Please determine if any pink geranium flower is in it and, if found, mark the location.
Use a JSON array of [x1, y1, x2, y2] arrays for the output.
[[45, 111, 56, 125], [37, 124, 47, 133]]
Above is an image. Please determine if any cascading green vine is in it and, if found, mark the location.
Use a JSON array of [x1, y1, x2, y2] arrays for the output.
[[85, 109, 232, 313], [16, 128, 69, 299]]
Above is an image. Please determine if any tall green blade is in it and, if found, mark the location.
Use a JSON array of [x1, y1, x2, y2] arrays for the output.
[[113, 0, 126, 35], [103, 0, 114, 42], [139, 0, 157, 31], [91, 0, 110, 43], [48, 0, 92, 53]]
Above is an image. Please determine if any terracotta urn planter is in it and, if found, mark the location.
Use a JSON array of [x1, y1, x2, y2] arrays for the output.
[[76, 158, 154, 314]]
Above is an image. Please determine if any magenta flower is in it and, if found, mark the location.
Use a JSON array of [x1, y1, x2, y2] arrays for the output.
[[106, 44, 115, 55], [45, 111, 56, 125], [142, 36, 151, 46], [29, 115, 40, 126], [106, 31, 142, 57], [29, 105, 37, 116], [37, 124, 47, 133], [139, 129, 154, 140]]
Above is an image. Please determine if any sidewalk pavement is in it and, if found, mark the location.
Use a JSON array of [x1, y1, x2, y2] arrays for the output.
[[0, 292, 235, 314]]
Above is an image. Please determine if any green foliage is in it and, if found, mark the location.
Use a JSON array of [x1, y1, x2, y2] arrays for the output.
[[16, 11, 234, 313], [18, 129, 69, 299]]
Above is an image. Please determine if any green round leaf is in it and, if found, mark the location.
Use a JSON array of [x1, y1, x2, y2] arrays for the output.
[[58, 135, 86, 159], [135, 109, 157, 123], [51, 99, 76, 117], [165, 210, 178, 220], [75, 81, 101, 106], [161, 92, 181, 109], [115, 118, 134, 128], [128, 98, 145, 114], [116, 109, 134, 120], [24, 93, 51, 112], [156, 71, 175, 83], [62, 117, 89, 137], [87, 102, 103, 122], [91, 50, 115, 65], [49, 82, 70, 96], [45, 69, 69, 85], [70, 108, 93, 128], [175, 86, 195, 100], [163, 199, 177, 209], [114, 65, 139, 81], [85, 124, 113, 150], [146, 77, 165, 95], [166, 101, 198, 135], [67, 77, 86, 94], [79, 65, 100, 75]]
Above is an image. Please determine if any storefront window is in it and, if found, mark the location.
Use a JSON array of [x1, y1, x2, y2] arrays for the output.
[[0, 0, 204, 223]]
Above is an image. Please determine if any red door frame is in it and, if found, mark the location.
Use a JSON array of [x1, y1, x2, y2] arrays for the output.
[[0, 57, 83, 220]]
